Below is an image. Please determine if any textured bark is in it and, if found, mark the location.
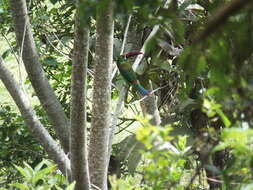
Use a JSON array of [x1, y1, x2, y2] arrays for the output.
[[70, 5, 90, 190], [88, 1, 114, 189], [9, 0, 69, 152], [0, 57, 71, 177]]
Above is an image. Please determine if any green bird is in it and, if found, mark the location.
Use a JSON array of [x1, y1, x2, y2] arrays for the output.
[[116, 51, 151, 96]]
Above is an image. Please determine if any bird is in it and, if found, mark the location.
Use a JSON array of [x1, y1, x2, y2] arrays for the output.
[[116, 51, 151, 96]]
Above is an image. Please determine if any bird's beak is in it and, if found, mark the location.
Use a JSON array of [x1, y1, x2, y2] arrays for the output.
[[122, 51, 144, 59]]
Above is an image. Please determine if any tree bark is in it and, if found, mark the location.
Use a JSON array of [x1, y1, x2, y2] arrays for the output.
[[9, 0, 69, 152], [88, 1, 114, 189], [70, 3, 90, 190], [0, 57, 71, 177]]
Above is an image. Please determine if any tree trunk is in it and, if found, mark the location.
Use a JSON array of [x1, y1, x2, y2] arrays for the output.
[[9, 0, 69, 152], [70, 3, 90, 190], [88, 1, 114, 189]]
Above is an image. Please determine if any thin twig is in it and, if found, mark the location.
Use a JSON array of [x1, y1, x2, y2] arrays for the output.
[[45, 34, 72, 60], [206, 177, 223, 184], [115, 120, 135, 135], [17, 0, 32, 90], [125, 83, 170, 105], [65, 152, 70, 183], [121, 14, 133, 55], [52, 32, 72, 51], [1, 33, 25, 88], [44, 34, 94, 77], [132, 25, 160, 71], [1, 33, 21, 65], [111, 14, 133, 82], [91, 183, 102, 190], [108, 87, 128, 152], [107, 14, 133, 161]]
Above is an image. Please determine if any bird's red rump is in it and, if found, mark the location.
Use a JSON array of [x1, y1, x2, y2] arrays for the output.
[[122, 51, 143, 59], [131, 80, 138, 85]]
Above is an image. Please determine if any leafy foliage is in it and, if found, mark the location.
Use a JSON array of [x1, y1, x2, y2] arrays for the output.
[[111, 117, 253, 189], [111, 117, 204, 190], [213, 127, 253, 189], [0, 105, 45, 187], [1, 160, 75, 190], [135, 118, 190, 189], [1, 0, 253, 189]]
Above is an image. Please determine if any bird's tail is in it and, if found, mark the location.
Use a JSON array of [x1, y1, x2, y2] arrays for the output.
[[133, 83, 151, 96]]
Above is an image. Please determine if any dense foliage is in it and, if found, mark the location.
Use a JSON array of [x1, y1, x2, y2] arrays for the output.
[[0, 0, 253, 189]]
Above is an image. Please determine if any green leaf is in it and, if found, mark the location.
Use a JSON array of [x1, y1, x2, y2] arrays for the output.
[[242, 183, 253, 190], [196, 56, 206, 73], [43, 57, 58, 68], [66, 181, 76, 190], [2, 49, 11, 59], [216, 109, 231, 127], [14, 164, 32, 182], [205, 165, 221, 175], [49, 0, 58, 4], [54, 185, 63, 190], [10, 183, 29, 190], [144, 31, 158, 55], [23, 162, 34, 176], [213, 142, 229, 152], [177, 135, 187, 151], [178, 98, 196, 112], [32, 164, 56, 184], [34, 159, 51, 172]]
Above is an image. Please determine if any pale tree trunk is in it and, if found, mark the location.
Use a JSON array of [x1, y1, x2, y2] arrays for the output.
[[141, 87, 161, 125], [9, 0, 69, 152], [0, 57, 71, 176], [70, 2, 90, 190], [88, 1, 114, 189]]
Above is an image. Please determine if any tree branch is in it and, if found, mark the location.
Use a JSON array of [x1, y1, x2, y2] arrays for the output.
[[107, 14, 133, 163], [0, 57, 71, 177], [193, 0, 253, 43], [132, 25, 160, 70], [9, 0, 70, 152]]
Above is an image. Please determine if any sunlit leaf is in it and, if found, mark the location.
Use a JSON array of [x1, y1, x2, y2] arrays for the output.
[[66, 181, 76, 190], [10, 183, 29, 190], [14, 164, 32, 182], [32, 164, 56, 184]]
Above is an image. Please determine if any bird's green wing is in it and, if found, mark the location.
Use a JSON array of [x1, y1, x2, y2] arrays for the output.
[[116, 56, 150, 96], [117, 59, 137, 83]]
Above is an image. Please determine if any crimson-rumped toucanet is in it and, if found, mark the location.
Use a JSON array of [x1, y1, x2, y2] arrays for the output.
[[116, 51, 151, 96]]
